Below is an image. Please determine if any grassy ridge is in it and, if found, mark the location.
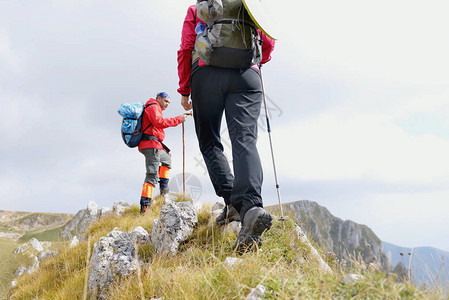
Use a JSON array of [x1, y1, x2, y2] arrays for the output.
[[9, 197, 444, 299], [0, 239, 20, 299], [0, 211, 73, 299], [18, 225, 65, 243]]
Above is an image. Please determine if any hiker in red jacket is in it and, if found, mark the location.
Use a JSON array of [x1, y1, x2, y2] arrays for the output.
[[138, 92, 187, 214], [177, 4, 276, 252]]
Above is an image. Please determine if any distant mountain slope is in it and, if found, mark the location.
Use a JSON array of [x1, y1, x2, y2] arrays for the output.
[[0, 210, 73, 241], [266, 200, 448, 289], [383, 241, 449, 287], [267, 200, 389, 270]]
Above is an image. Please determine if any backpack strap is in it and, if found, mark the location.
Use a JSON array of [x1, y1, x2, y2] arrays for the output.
[[142, 134, 171, 153], [208, 18, 257, 31], [141, 103, 158, 133]]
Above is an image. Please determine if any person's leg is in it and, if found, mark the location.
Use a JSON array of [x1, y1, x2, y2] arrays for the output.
[[225, 67, 272, 252], [190, 66, 234, 204], [158, 150, 171, 195], [139, 148, 160, 213], [225, 67, 264, 219]]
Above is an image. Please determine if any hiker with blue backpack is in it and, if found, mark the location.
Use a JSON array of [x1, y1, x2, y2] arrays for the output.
[[119, 92, 188, 214], [177, 0, 276, 252]]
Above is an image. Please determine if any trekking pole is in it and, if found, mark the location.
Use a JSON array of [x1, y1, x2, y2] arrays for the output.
[[182, 121, 185, 196], [182, 112, 193, 196], [259, 67, 285, 222]]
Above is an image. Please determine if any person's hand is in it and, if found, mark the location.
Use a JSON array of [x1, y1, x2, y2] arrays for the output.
[[179, 114, 188, 123], [181, 95, 192, 111]]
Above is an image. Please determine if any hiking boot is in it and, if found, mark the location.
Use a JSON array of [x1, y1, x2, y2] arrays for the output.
[[232, 206, 272, 253], [140, 205, 148, 214], [160, 187, 169, 196], [215, 204, 240, 225]]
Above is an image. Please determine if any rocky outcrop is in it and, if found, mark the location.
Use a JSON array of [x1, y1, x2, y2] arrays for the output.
[[130, 226, 150, 245], [88, 227, 150, 299], [274, 200, 389, 270], [112, 201, 130, 216], [392, 261, 408, 281], [70, 236, 79, 247], [88, 200, 196, 299], [152, 201, 198, 256], [12, 238, 58, 286], [61, 201, 99, 240], [294, 226, 333, 274], [14, 238, 45, 253], [61, 201, 129, 240]]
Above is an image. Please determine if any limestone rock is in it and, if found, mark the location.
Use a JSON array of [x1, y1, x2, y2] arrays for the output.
[[152, 201, 197, 256], [29, 238, 44, 252], [112, 201, 130, 216], [12, 238, 56, 284], [245, 285, 266, 300], [13, 245, 26, 254], [223, 221, 241, 236], [344, 273, 363, 283], [87, 201, 98, 217], [15, 256, 40, 278], [26, 255, 39, 274], [14, 238, 45, 254], [224, 257, 243, 268], [211, 201, 225, 211], [70, 236, 79, 247], [193, 201, 203, 213], [41, 241, 52, 249], [14, 266, 27, 277], [130, 226, 150, 245], [295, 226, 333, 275], [38, 250, 58, 260], [210, 202, 225, 221], [61, 201, 100, 240], [100, 206, 111, 216], [88, 229, 137, 299]]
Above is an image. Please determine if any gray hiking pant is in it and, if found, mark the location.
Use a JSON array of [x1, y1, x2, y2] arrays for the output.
[[190, 64, 264, 219], [139, 148, 171, 187]]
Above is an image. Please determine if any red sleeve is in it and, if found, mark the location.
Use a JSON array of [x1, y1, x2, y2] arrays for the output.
[[259, 30, 275, 65], [177, 5, 197, 96], [148, 106, 183, 129]]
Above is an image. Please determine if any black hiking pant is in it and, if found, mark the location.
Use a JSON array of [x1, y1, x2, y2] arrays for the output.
[[191, 64, 264, 219]]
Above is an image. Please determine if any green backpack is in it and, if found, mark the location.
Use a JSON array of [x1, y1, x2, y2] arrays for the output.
[[194, 0, 262, 69]]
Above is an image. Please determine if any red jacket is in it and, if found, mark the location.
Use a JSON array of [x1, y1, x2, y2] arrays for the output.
[[177, 5, 275, 96], [138, 98, 183, 150]]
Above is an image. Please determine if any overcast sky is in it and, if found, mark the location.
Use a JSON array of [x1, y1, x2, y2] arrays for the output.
[[1, 0, 448, 252]]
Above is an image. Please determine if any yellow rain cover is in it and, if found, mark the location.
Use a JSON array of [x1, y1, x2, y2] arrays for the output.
[[242, 0, 278, 40]]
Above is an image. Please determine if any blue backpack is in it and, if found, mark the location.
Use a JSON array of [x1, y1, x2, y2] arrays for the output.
[[118, 102, 156, 148]]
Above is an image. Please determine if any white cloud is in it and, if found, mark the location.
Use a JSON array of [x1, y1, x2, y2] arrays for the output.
[[266, 0, 449, 85], [357, 191, 449, 249], [260, 94, 449, 184], [0, 28, 21, 72]]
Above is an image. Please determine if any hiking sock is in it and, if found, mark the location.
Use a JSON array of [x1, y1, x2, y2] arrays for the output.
[[140, 182, 154, 207], [159, 166, 170, 190]]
